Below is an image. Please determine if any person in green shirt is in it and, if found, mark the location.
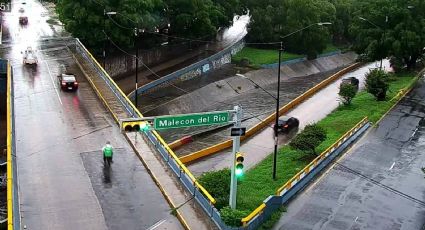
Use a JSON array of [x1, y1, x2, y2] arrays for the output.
[[102, 141, 113, 165]]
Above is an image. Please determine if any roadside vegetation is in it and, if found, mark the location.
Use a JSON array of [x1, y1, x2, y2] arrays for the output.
[[198, 70, 418, 226], [232, 44, 340, 67]]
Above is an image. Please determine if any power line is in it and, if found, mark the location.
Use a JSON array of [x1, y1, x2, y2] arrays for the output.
[[105, 30, 277, 130]]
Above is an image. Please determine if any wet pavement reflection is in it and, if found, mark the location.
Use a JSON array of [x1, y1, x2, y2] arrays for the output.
[[275, 76, 425, 230]]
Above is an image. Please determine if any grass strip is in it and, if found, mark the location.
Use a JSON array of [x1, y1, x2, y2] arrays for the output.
[[232, 44, 340, 67], [236, 73, 416, 212]]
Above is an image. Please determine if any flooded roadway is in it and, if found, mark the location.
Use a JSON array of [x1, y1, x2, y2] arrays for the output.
[[188, 61, 390, 176], [274, 74, 425, 230], [2, 0, 180, 229]]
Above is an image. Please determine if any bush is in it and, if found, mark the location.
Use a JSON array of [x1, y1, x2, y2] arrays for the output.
[[198, 169, 231, 210], [365, 69, 390, 101], [289, 124, 326, 155], [220, 206, 250, 227], [339, 83, 357, 105]]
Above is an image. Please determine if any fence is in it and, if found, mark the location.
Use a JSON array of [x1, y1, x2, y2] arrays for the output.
[[241, 117, 370, 228], [6, 60, 19, 230], [74, 37, 371, 230], [180, 62, 363, 164], [73, 38, 229, 229], [128, 40, 245, 98]]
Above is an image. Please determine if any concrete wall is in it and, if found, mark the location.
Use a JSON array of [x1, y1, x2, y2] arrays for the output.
[[104, 41, 205, 79], [149, 52, 357, 115]]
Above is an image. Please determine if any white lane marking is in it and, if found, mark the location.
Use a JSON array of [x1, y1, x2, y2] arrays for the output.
[[146, 219, 167, 230], [411, 127, 418, 138], [354, 216, 359, 222], [45, 61, 63, 105], [389, 162, 396, 170]]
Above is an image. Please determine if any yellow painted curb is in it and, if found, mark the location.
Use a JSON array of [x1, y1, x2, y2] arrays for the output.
[[180, 62, 364, 164], [124, 134, 191, 230], [6, 61, 13, 230]]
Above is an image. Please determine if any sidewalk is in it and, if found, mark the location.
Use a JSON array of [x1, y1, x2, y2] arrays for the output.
[[71, 45, 216, 230], [126, 132, 217, 230]]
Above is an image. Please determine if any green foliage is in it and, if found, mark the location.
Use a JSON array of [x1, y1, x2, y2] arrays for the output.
[[165, 0, 228, 39], [258, 207, 286, 230], [339, 83, 357, 105], [220, 206, 250, 227], [232, 47, 304, 66], [244, 0, 336, 58], [197, 169, 231, 210], [289, 124, 327, 154], [237, 73, 415, 214], [56, 0, 164, 49], [365, 69, 390, 101], [350, 0, 425, 70]]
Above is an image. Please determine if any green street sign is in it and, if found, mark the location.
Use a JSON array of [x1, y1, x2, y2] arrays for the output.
[[154, 111, 230, 130]]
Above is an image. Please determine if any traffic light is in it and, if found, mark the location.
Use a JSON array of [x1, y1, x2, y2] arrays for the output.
[[122, 121, 151, 132], [235, 152, 244, 177]]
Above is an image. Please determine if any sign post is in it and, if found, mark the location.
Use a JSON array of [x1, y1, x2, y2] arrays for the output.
[[120, 107, 244, 209], [229, 105, 242, 209]]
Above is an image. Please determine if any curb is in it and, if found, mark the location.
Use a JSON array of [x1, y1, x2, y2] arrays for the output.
[[374, 71, 424, 127], [71, 48, 191, 230], [124, 133, 191, 230]]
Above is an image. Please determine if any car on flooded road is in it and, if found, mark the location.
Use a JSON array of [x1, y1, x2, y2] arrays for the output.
[[274, 116, 299, 134], [58, 73, 79, 91]]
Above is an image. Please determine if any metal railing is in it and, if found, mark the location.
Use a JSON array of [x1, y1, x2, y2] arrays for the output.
[[241, 117, 370, 228], [73, 39, 227, 228], [74, 37, 372, 230], [128, 40, 245, 98]]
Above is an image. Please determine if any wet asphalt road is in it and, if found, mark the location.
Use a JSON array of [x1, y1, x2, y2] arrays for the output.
[[188, 61, 390, 176], [2, 0, 180, 229], [274, 76, 425, 230]]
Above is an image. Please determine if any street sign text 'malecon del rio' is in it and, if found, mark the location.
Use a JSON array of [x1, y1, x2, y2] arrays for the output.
[[154, 111, 230, 130]]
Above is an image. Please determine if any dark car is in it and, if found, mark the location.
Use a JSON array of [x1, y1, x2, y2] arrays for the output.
[[58, 73, 78, 91], [341, 77, 359, 90], [274, 117, 299, 133]]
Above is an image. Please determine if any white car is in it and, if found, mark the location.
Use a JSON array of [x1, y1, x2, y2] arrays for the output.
[[23, 47, 38, 65]]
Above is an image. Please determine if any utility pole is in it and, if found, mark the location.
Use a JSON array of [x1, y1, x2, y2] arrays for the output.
[[134, 28, 139, 108], [272, 42, 283, 180], [229, 105, 242, 209]]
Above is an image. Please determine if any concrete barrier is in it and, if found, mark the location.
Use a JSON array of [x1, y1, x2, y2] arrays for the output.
[[180, 62, 363, 164]]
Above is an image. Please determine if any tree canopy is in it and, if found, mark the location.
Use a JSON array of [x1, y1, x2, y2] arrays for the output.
[[350, 0, 425, 69]]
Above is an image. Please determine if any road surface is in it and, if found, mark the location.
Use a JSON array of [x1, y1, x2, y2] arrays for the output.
[[274, 74, 425, 230], [2, 0, 181, 229], [188, 61, 390, 176]]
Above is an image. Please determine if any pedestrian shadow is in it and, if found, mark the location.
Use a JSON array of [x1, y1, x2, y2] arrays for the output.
[[102, 161, 113, 187]]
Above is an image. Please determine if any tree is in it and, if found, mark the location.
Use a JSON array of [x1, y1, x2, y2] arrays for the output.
[[164, 0, 228, 39], [365, 69, 389, 101], [56, 0, 163, 49], [350, 0, 425, 70], [243, 0, 335, 59], [339, 83, 357, 105], [290, 124, 326, 155]]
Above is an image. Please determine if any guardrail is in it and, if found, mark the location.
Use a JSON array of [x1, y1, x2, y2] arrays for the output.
[[6, 60, 19, 230], [241, 117, 370, 228], [180, 62, 364, 164], [72, 39, 227, 229], [128, 39, 245, 98]]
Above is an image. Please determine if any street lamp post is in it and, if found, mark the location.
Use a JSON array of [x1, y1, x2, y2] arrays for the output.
[[103, 10, 117, 69], [239, 22, 331, 180], [271, 22, 331, 180], [133, 28, 144, 108], [358, 16, 387, 69]]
